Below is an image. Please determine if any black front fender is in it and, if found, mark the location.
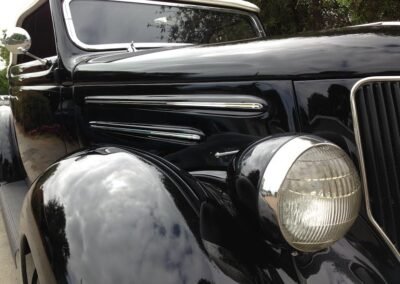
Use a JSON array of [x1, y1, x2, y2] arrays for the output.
[[19, 145, 400, 284], [21, 146, 246, 284]]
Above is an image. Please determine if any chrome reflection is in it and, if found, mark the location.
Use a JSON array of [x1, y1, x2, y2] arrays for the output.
[[214, 150, 239, 158], [1, 27, 31, 55], [2, 27, 48, 65], [89, 121, 204, 141], [259, 136, 333, 223], [85, 95, 266, 111], [260, 135, 331, 202]]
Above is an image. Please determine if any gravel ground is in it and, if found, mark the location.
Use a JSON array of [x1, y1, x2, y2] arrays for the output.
[[0, 204, 18, 284]]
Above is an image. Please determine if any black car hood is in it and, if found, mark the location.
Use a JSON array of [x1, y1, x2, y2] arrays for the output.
[[73, 27, 400, 83]]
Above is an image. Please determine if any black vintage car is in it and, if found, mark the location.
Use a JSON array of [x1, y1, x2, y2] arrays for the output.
[[0, 0, 400, 283]]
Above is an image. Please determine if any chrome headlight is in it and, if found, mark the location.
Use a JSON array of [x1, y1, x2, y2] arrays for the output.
[[232, 135, 361, 252]]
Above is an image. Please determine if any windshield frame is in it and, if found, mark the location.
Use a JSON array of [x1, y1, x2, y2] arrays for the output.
[[62, 0, 266, 51]]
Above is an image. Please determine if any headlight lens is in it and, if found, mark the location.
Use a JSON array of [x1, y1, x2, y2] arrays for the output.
[[278, 144, 361, 252], [252, 135, 362, 252]]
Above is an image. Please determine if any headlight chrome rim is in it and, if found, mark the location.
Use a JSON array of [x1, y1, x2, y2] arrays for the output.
[[260, 135, 361, 252]]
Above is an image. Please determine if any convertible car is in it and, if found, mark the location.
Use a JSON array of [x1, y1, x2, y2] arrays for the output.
[[1, 0, 400, 283]]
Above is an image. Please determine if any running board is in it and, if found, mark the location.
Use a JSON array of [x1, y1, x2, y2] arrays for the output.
[[0, 180, 29, 265]]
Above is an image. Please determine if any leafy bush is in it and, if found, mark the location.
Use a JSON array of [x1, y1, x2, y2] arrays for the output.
[[0, 69, 7, 94], [249, 0, 400, 36], [0, 46, 9, 94], [13, 92, 53, 132]]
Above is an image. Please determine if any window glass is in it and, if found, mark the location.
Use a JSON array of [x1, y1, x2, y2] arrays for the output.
[[69, 0, 259, 45]]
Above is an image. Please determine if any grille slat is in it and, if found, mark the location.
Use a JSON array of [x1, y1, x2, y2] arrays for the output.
[[353, 79, 400, 252], [393, 82, 400, 131], [358, 88, 387, 226], [365, 84, 396, 238], [376, 83, 400, 243], [383, 83, 400, 203], [384, 84, 400, 160]]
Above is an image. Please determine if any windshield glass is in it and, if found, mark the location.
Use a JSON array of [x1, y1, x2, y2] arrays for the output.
[[68, 0, 261, 47]]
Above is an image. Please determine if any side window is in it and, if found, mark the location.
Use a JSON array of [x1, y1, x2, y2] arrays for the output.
[[18, 2, 56, 64]]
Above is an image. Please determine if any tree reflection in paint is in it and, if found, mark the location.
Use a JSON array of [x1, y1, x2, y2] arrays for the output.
[[44, 199, 70, 284]]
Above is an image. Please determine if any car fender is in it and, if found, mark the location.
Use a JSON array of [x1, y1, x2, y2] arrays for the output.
[[19, 145, 400, 284], [19, 146, 247, 284]]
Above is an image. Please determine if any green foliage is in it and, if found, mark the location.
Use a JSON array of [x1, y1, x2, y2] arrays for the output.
[[249, 0, 400, 36], [13, 92, 53, 132], [0, 46, 9, 66], [0, 45, 10, 94], [0, 69, 7, 94], [347, 0, 400, 24]]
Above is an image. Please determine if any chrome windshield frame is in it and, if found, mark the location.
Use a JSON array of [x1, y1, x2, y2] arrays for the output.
[[62, 0, 266, 51]]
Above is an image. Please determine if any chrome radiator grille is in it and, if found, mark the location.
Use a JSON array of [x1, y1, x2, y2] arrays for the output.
[[351, 77, 400, 258]]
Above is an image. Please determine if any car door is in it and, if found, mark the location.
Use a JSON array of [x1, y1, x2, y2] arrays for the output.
[[9, 56, 66, 184], [8, 2, 67, 184]]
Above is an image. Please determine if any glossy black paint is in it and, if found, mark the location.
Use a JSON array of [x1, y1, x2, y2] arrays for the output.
[[0, 104, 25, 182], [6, 0, 400, 283], [8, 56, 72, 184], [229, 135, 295, 246], [294, 79, 359, 156], [293, 215, 400, 283], [48, 0, 400, 173], [48, 0, 400, 81], [23, 147, 260, 283], [73, 80, 298, 172], [18, 146, 400, 284], [72, 28, 400, 83]]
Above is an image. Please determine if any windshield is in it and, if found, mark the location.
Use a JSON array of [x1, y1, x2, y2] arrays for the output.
[[66, 0, 262, 49]]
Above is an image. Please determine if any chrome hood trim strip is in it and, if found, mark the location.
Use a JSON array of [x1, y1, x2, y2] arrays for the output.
[[89, 121, 204, 142], [85, 95, 266, 111]]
